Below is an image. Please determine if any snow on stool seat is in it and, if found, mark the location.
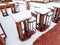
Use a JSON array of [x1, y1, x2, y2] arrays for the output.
[[30, 2, 45, 8], [12, 11, 32, 22], [53, 3, 60, 8], [9, 2, 15, 4], [48, 11, 53, 16], [46, 2, 55, 10], [0, 3, 6, 6], [16, 1, 26, 5], [29, 16, 36, 22], [35, 8, 51, 14]]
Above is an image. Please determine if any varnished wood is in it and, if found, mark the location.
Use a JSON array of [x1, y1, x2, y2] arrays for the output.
[[10, 4, 17, 13], [23, 20, 29, 33], [16, 21, 35, 41], [0, 5, 8, 16], [16, 22, 24, 40], [38, 14, 48, 32], [0, 23, 7, 41], [0, 35, 6, 45], [53, 8, 60, 23]]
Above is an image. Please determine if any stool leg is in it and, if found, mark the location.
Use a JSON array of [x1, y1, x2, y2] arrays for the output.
[[23, 20, 27, 33], [27, 19, 29, 32], [55, 8, 59, 23], [0, 23, 7, 40], [16, 22, 24, 40], [53, 8, 58, 22], [24, 20, 29, 32], [39, 14, 44, 31], [0, 35, 6, 45], [57, 8, 60, 22]]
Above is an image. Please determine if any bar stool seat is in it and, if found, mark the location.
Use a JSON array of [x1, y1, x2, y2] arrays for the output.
[[46, 2, 55, 10], [0, 4, 6, 6], [53, 3, 60, 8], [29, 16, 36, 22], [35, 8, 51, 14], [12, 11, 32, 22]]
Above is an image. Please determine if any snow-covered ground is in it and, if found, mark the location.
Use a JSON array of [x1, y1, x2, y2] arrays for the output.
[[0, 10, 56, 45], [0, 2, 57, 45]]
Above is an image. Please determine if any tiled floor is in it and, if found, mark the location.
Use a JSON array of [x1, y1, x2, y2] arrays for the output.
[[33, 23, 60, 45]]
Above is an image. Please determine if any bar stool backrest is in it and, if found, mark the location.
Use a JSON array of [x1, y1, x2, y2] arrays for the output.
[[0, 23, 7, 41]]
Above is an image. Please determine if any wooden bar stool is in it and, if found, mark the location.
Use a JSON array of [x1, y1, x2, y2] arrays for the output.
[[11, 11, 33, 41], [35, 8, 51, 31], [0, 23, 7, 41], [0, 3, 8, 17], [53, 3, 60, 23]]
